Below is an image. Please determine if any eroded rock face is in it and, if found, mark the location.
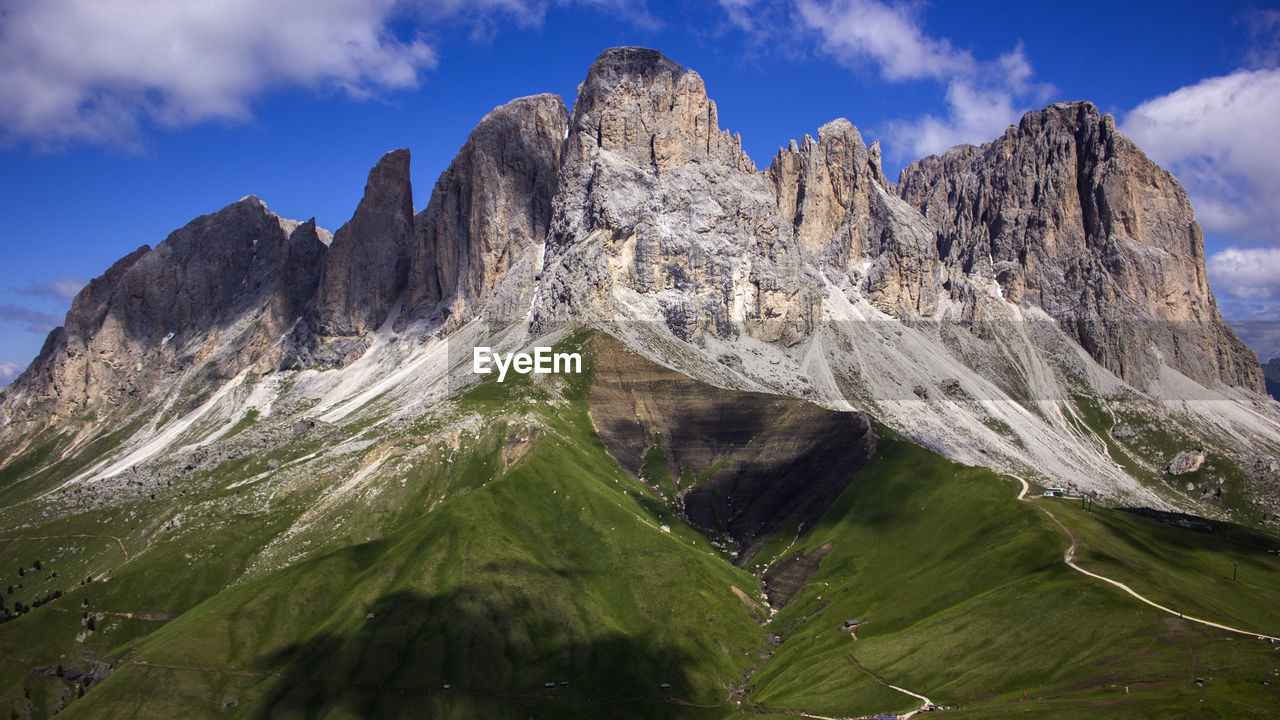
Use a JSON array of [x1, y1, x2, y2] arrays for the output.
[[313, 148, 414, 338], [3, 46, 1268, 456], [766, 120, 942, 317], [898, 102, 1263, 393], [587, 334, 876, 561], [3, 197, 321, 429], [536, 47, 821, 345], [402, 94, 568, 328], [566, 47, 755, 173]]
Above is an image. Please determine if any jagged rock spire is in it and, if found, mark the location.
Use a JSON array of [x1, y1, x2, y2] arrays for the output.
[[313, 148, 414, 338]]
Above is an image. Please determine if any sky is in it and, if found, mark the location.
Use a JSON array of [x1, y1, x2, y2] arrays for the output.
[[2, 0, 1279, 386]]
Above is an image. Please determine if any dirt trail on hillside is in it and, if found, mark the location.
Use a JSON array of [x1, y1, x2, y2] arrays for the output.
[[44, 602, 174, 622], [1008, 473, 1280, 643], [846, 652, 935, 717], [0, 533, 129, 561]]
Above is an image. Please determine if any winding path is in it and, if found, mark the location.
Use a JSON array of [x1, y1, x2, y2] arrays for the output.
[[845, 652, 934, 718], [1007, 473, 1280, 643], [0, 533, 129, 561], [45, 602, 174, 622]]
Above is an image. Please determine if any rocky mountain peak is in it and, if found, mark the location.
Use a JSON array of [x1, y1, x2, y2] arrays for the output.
[[402, 94, 568, 328], [585, 46, 682, 79], [767, 117, 895, 261], [1, 194, 317, 432], [1, 48, 1272, 497], [898, 101, 1263, 393], [567, 46, 754, 172], [312, 148, 414, 339], [537, 47, 818, 343]]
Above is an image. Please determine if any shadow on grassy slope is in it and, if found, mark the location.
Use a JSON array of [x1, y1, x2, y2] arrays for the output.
[[252, 586, 701, 720]]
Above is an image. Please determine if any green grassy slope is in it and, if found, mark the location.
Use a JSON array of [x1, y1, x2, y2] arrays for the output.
[[5, 333, 769, 720], [1050, 500, 1280, 636], [746, 437, 1280, 718], [69, 435, 768, 719], [2, 332, 1278, 719]]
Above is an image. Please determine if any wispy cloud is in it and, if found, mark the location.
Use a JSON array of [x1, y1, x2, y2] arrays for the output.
[[794, 0, 974, 81], [1243, 7, 1280, 69], [1122, 68, 1280, 243], [0, 0, 437, 146], [0, 0, 661, 148], [1207, 247, 1280, 302], [886, 47, 1053, 161], [0, 361, 24, 387], [1205, 247, 1280, 361], [0, 305, 60, 334], [723, 0, 1053, 161], [16, 276, 86, 302]]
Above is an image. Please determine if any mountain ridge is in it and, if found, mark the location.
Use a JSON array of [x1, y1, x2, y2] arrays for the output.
[[2, 46, 1277, 516]]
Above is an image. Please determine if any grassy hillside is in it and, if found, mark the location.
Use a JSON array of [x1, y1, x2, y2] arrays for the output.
[[1049, 500, 1280, 637], [745, 436, 1280, 718], [3, 333, 772, 719], [1, 332, 1278, 719]]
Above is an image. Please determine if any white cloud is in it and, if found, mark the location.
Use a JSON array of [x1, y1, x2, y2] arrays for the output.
[[794, 0, 973, 81], [1206, 247, 1280, 361], [1244, 8, 1280, 69], [717, 0, 759, 34], [1207, 247, 1280, 302], [413, 0, 659, 31], [0, 0, 439, 145], [0, 305, 60, 334], [0, 0, 660, 146], [17, 276, 86, 301], [784, 0, 1052, 160], [0, 361, 23, 386], [888, 64, 1038, 160], [1122, 68, 1280, 242]]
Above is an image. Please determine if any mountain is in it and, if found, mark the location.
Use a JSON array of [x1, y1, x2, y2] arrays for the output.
[[2, 47, 1280, 719], [899, 102, 1261, 393], [1266, 357, 1280, 401]]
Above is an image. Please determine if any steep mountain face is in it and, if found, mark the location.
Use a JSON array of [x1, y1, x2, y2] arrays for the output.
[[1265, 358, 1280, 401], [1, 46, 1277, 516], [402, 94, 568, 328], [535, 47, 820, 345], [588, 334, 876, 559], [766, 118, 942, 317], [1, 198, 325, 434], [898, 102, 1263, 393], [1, 95, 571, 438], [313, 148, 414, 340]]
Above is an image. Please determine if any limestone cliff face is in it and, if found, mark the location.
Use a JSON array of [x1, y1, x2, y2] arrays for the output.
[[565, 46, 755, 173], [2, 197, 324, 429], [538, 47, 820, 344], [768, 120, 883, 261], [2, 47, 1268, 452], [767, 119, 942, 317], [313, 148, 414, 338], [898, 102, 1263, 392], [402, 94, 568, 328]]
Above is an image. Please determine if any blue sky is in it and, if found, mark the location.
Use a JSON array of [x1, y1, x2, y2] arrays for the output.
[[2, 0, 1279, 384]]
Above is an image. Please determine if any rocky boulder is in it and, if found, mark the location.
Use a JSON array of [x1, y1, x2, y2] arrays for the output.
[[1166, 450, 1206, 475]]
